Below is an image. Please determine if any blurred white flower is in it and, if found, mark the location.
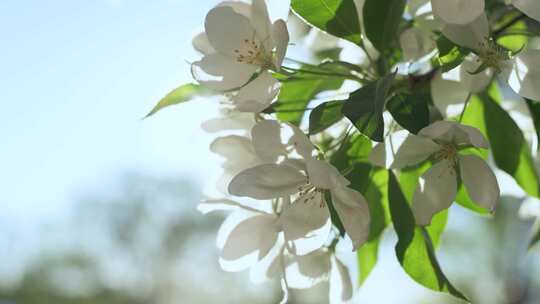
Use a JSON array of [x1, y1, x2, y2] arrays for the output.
[[371, 121, 500, 225], [519, 196, 540, 220]]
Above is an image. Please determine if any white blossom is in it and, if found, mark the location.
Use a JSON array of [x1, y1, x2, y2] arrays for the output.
[[228, 119, 371, 250], [371, 121, 500, 225], [191, 0, 289, 113]]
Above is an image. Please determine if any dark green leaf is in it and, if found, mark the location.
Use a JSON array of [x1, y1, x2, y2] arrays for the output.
[[325, 191, 346, 236], [363, 0, 406, 51], [145, 83, 210, 118], [388, 171, 468, 301], [530, 223, 540, 249], [482, 94, 540, 198], [387, 92, 430, 134], [342, 72, 396, 141], [273, 75, 344, 125], [291, 0, 362, 44], [309, 100, 344, 134], [526, 99, 540, 149]]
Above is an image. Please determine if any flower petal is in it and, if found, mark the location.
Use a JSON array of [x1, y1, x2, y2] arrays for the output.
[[201, 110, 255, 133], [210, 135, 257, 168], [330, 257, 353, 302], [296, 250, 332, 280], [191, 53, 258, 91], [368, 130, 409, 168], [251, 119, 286, 162], [507, 49, 540, 101], [431, 69, 470, 117], [331, 187, 371, 250], [391, 134, 440, 169], [205, 6, 255, 57], [272, 19, 289, 69], [459, 56, 493, 93], [513, 0, 540, 22], [192, 32, 215, 55], [228, 164, 307, 199], [400, 27, 435, 61], [232, 71, 280, 113], [412, 159, 458, 225], [306, 159, 350, 189], [221, 214, 280, 261], [441, 12, 488, 49], [217, 0, 252, 18], [419, 120, 488, 148], [432, 0, 484, 25], [286, 123, 315, 159], [280, 191, 330, 242], [459, 154, 499, 211]]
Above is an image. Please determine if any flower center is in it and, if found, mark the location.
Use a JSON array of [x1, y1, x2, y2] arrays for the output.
[[297, 183, 326, 208], [476, 38, 509, 73], [434, 143, 458, 164], [233, 38, 272, 68]]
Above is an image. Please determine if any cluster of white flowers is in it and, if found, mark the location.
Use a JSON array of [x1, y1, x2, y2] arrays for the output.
[[155, 0, 540, 301]]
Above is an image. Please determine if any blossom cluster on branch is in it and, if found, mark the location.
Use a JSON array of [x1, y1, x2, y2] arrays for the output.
[[148, 0, 540, 302]]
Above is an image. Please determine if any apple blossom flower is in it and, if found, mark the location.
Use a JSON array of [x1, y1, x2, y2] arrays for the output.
[[433, 8, 540, 102], [227, 119, 371, 250], [370, 121, 500, 225], [191, 0, 289, 113]]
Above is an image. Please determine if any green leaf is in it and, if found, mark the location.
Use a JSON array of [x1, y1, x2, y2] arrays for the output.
[[459, 95, 488, 159], [387, 92, 430, 134], [496, 19, 528, 52], [329, 133, 372, 171], [482, 94, 540, 198], [342, 72, 396, 142], [435, 35, 469, 72], [357, 238, 380, 285], [363, 0, 406, 51], [309, 100, 344, 134], [145, 83, 210, 118], [291, 0, 362, 44], [388, 171, 468, 301], [526, 99, 540, 149], [272, 75, 344, 125], [455, 183, 490, 214], [347, 165, 389, 285]]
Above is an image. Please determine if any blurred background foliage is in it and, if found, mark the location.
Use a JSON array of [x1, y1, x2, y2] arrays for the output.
[[0, 173, 539, 303]]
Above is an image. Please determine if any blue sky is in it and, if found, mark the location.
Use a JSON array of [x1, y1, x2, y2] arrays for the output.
[[0, 0, 223, 218]]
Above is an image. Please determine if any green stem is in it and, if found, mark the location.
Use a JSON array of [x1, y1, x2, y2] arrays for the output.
[[458, 94, 472, 122], [282, 66, 361, 81]]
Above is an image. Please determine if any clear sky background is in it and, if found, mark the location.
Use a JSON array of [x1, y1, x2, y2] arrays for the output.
[[0, 0, 223, 219]]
